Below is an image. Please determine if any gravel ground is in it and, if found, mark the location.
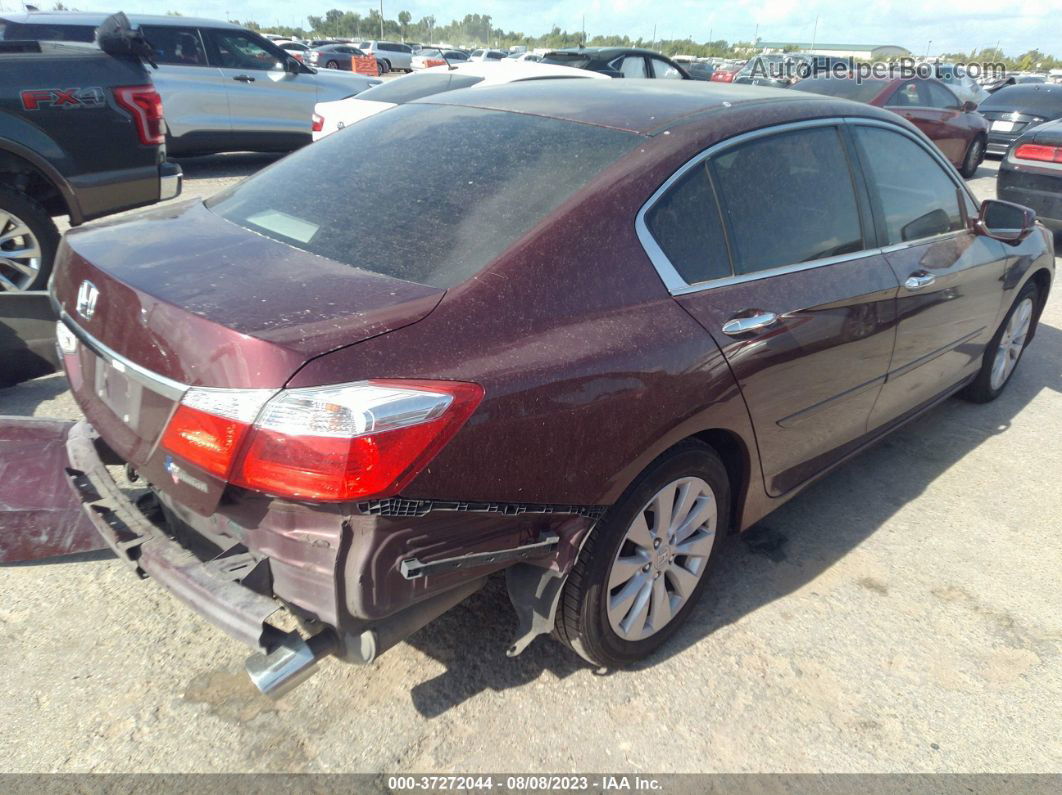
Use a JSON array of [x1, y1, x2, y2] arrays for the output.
[[1, 155, 1060, 774]]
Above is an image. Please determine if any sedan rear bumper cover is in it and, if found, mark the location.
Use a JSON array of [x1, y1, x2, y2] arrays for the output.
[[64, 420, 285, 650]]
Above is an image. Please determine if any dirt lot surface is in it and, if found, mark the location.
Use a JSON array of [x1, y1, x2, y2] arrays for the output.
[[1, 155, 1060, 773]]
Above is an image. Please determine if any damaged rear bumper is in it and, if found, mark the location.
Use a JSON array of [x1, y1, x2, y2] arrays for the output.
[[64, 420, 289, 651]]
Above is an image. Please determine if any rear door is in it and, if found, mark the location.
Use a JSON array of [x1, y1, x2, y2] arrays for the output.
[[140, 24, 230, 140], [202, 27, 316, 140], [640, 122, 900, 496], [850, 123, 1009, 429]]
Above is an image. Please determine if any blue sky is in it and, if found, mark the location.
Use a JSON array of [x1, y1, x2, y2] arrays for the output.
[[6, 0, 1061, 56]]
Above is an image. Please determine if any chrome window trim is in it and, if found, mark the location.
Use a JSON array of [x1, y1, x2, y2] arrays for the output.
[[635, 116, 979, 296], [58, 311, 189, 401]]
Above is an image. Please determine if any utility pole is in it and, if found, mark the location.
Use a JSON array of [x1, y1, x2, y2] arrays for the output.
[[925, 39, 932, 58], [651, 24, 656, 48], [582, 13, 585, 45], [811, 15, 818, 51], [379, 0, 384, 39]]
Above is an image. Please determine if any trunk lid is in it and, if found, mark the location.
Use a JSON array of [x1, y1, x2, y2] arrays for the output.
[[51, 200, 444, 514]]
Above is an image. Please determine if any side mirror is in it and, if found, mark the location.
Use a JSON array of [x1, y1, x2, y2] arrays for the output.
[[285, 57, 301, 74], [961, 100, 978, 112], [975, 199, 1036, 243]]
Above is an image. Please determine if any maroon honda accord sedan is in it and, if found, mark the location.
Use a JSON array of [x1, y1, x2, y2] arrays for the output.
[[791, 76, 989, 177], [49, 81, 1053, 695]]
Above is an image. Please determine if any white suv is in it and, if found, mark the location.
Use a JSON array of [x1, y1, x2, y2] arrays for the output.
[[357, 41, 413, 72]]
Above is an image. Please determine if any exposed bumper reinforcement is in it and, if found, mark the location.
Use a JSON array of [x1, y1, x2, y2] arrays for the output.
[[63, 420, 284, 651]]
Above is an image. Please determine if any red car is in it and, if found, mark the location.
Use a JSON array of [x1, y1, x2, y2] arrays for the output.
[[46, 81, 1052, 695], [709, 63, 742, 83], [792, 76, 989, 177]]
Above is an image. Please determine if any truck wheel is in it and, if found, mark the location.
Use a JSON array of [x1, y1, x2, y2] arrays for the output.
[[554, 440, 729, 668], [0, 186, 59, 292]]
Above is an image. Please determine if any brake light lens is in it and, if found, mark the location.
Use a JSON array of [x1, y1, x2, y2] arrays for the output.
[[161, 380, 482, 501], [160, 388, 274, 478], [311, 112, 325, 132], [114, 85, 165, 146], [1014, 143, 1062, 163]]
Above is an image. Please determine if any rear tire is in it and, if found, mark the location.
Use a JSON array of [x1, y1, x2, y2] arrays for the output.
[[959, 136, 985, 178], [325, 60, 339, 69], [961, 281, 1039, 403], [554, 440, 729, 668], [0, 186, 59, 292]]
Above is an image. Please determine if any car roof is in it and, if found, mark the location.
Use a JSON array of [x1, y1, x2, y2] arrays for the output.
[[412, 78, 887, 135], [421, 61, 610, 82], [0, 11, 243, 29], [549, 47, 666, 59]]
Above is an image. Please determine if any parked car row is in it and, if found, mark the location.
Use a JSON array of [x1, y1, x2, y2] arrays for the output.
[[0, 11, 380, 155]]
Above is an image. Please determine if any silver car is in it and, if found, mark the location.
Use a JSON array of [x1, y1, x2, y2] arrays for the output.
[[0, 12, 379, 155]]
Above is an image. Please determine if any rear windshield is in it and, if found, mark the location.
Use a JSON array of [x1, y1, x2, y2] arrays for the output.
[[791, 77, 889, 103], [207, 104, 638, 288], [979, 85, 1062, 115], [354, 73, 484, 104], [541, 52, 591, 68], [0, 21, 95, 42]]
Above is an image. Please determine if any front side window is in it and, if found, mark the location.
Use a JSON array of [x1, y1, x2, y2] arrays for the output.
[[927, 81, 960, 109], [854, 126, 966, 244], [710, 127, 865, 274], [650, 57, 683, 79], [645, 164, 731, 284], [886, 80, 929, 107], [140, 26, 206, 66], [207, 29, 282, 71], [207, 105, 638, 288], [617, 55, 647, 78]]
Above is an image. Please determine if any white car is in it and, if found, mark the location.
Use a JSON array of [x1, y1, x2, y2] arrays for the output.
[[311, 61, 609, 140], [469, 48, 507, 63]]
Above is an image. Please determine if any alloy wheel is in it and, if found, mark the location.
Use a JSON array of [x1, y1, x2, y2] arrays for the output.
[[990, 297, 1034, 391], [0, 208, 42, 291], [606, 476, 717, 641]]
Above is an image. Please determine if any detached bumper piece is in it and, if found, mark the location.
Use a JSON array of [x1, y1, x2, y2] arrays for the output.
[[63, 421, 333, 696]]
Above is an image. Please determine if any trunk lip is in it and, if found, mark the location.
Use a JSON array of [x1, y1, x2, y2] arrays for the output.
[[57, 305, 189, 400]]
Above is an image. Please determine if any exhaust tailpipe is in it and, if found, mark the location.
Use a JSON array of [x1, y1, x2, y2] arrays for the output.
[[245, 629, 336, 698]]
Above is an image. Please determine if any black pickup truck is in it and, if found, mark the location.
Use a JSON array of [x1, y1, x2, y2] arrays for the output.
[[0, 28, 181, 292]]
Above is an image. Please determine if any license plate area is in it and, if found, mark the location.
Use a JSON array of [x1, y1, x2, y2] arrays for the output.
[[93, 357, 144, 430], [992, 120, 1017, 132]]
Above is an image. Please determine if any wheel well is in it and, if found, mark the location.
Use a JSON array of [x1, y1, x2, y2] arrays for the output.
[[1028, 267, 1052, 341], [0, 149, 71, 218], [692, 428, 750, 533]]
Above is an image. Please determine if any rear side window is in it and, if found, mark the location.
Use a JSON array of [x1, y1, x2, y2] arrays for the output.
[[541, 52, 591, 68], [141, 26, 206, 66], [645, 165, 731, 284], [207, 105, 637, 288], [711, 127, 864, 274], [354, 73, 484, 104], [854, 126, 965, 244], [926, 81, 960, 109]]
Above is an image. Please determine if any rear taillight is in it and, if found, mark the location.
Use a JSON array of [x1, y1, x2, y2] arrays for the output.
[[114, 85, 165, 146], [311, 113, 325, 132], [1014, 143, 1062, 163], [161, 380, 482, 502]]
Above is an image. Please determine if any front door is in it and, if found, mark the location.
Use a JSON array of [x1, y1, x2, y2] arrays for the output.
[[641, 124, 900, 496], [850, 124, 1008, 429], [884, 79, 965, 164], [201, 27, 317, 143]]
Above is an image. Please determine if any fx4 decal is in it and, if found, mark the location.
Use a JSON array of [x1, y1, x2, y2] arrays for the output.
[[20, 87, 106, 111]]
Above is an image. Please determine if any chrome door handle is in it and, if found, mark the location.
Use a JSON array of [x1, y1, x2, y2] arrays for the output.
[[904, 271, 936, 290], [721, 312, 778, 336]]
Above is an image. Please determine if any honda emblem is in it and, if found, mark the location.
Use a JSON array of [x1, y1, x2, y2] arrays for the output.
[[76, 281, 99, 320]]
